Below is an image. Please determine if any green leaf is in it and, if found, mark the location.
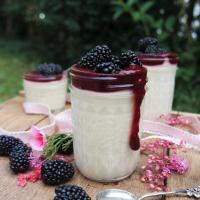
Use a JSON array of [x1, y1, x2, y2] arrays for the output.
[[112, 0, 124, 6], [152, 19, 163, 29], [127, 0, 137, 6], [113, 8, 124, 20], [165, 16, 175, 31], [158, 32, 169, 41], [130, 11, 141, 22], [140, 1, 154, 13]]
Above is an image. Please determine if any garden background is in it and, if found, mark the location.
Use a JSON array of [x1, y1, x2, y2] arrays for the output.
[[0, 0, 199, 113]]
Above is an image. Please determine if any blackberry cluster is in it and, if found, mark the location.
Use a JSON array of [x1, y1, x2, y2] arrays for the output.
[[120, 50, 141, 68], [9, 151, 30, 173], [79, 53, 98, 69], [138, 37, 166, 55], [79, 45, 111, 69], [79, 45, 141, 74], [37, 63, 63, 75], [0, 135, 23, 156], [41, 160, 75, 185], [138, 37, 158, 52], [54, 185, 91, 200], [110, 55, 121, 69], [95, 62, 117, 74], [11, 143, 31, 155], [145, 45, 166, 55], [0, 135, 32, 173]]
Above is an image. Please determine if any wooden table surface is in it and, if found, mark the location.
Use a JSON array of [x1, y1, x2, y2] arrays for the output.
[[0, 96, 199, 200]]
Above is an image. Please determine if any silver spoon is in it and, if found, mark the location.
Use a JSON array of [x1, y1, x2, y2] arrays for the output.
[[96, 186, 200, 200]]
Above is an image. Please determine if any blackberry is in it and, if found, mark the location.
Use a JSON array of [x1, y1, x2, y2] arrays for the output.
[[37, 63, 63, 75], [41, 160, 74, 185], [79, 52, 98, 69], [95, 62, 116, 74], [11, 143, 31, 155], [91, 45, 111, 63], [145, 45, 166, 55], [138, 37, 158, 52], [79, 45, 112, 69], [54, 185, 91, 200], [120, 50, 141, 68], [9, 151, 30, 173], [0, 135, 23, 156], [110, 55, 121, 70]]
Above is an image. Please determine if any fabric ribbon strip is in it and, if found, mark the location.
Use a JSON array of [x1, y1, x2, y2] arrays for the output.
[[142, 119, 200, 150], [0, 102, 200, 150], [0, 102, 71, 144]]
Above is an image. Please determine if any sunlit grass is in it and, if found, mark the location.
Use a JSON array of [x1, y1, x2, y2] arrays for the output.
[[0, 39, 40, 102]]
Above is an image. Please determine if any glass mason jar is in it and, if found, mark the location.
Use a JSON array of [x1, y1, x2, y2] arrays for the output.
[[138, 53, 178, 120], [23, 71, 67, 111], [70, 64, 147, 182]]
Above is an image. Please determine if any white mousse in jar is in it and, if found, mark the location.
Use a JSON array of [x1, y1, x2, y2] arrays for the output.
[[71, 61, 147, 181], [23, 63, 67, 111], [137, 37, 178, 120]]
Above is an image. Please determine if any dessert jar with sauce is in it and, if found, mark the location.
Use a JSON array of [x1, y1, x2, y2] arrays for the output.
[[70, 45, 147, 182], [137, 38, 178, 120], [23, 63, 67, 111]]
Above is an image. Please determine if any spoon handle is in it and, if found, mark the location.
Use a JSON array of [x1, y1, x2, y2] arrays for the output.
[[138, 185, 200, 200]]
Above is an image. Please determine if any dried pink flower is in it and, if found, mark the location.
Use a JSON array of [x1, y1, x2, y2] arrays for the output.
[[29, 126, 46, 151]]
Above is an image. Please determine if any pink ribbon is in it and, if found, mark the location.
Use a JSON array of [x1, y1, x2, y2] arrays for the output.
[[142, 117, 200, 150], [0, 102, 72, 145], [0, 101, 200, 151]]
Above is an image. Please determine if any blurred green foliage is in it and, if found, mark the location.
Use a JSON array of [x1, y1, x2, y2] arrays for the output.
[[0, 39, 40, 102], [0, 0, 199, 113]]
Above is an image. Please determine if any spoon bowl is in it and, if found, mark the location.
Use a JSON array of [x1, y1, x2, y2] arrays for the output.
[[96, 185, 200, 200], [96, 189, 137, 200]]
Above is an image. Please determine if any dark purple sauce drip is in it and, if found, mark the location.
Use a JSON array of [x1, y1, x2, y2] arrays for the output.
[[24, 71, 63, 82], [138, 52, 178, 66], [71, 64, 147, 151]]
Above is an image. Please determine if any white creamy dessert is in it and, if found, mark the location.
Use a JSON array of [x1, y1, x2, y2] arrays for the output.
[[23, 63, 67, 111], [142, 59, 177, 120], [71, 54, 147, 182], [71, 87, 142, 181], [137, 37, 178, 120]]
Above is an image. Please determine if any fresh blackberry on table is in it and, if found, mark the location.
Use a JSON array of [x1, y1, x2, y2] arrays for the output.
[[9, 151, 30, 173], [11, 143, 31, 155], [145, 45, 167, 55], [41, 160, 75, 185], [138, 37, 158, 52], [120, 50, 141, 68], [54, 185, 91, 200], [95, 62, 116, 74], [37, 63, 63, 75], [0, 135, 23, 156]]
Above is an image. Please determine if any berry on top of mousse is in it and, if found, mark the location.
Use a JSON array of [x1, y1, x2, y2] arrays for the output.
[[138, 37, 167, 55], [120, 50, 141, 68], [36, 63, 63, 76], [78, 44, 141, 74]]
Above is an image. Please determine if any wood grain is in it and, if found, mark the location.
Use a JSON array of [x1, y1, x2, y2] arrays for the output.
[[0, 96, 199, 200]]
